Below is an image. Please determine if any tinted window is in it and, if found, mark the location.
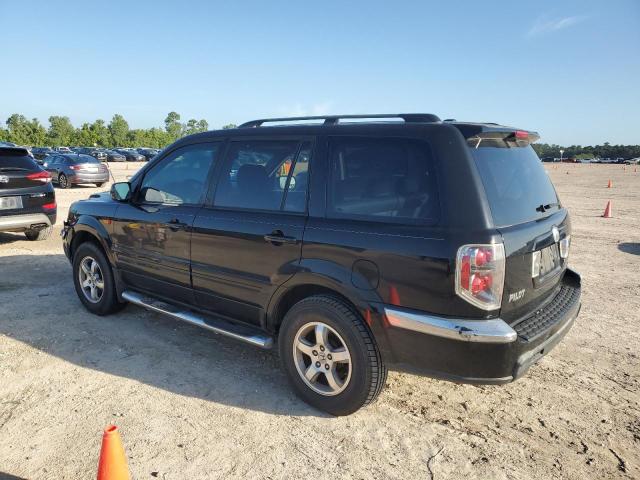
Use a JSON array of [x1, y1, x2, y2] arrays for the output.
[[140, 143, 219, 205], [0, 150, 39, 170], [214, 140, 306, 212], [283, 143, 311, 213], [328, 137, 439, 223], [470, 143, 559, 227]]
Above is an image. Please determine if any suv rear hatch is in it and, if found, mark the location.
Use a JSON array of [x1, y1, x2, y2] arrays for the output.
[[0, 147, 54, 213], [466, 130, 571, 323]]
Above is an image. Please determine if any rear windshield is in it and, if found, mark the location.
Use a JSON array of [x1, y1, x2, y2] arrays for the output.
[[470, 143, 559, 227], [0, 150, 39, 170]]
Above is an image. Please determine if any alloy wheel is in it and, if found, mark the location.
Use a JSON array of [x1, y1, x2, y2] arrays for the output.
[[78, 256, 105, 303], [292, 321, 352, 396]]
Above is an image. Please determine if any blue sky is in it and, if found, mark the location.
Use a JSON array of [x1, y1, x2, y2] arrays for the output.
[[1, 0, 638, 145]]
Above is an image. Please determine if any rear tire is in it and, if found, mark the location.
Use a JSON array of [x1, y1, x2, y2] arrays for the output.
[[279, 295, 387, 416], [72, 242, 124, 315], [95, 182, 105, 187], [59, 173, 71, 189], [24, 226, 53, 241]]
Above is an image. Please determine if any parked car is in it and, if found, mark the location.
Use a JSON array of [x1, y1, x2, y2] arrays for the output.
[[54, 146, 72, 153], [0, 141, 17, 147], [31, 147, 56, 162], [62, 113, 581, 415], [113, 148, 145, 162], [102, 150, 127, 162], [136, 148, 160, 161], [44, 153, 109, 188], [0, 146, 56, 240], [624, 158, 640, 165], [75, 147, 108, 162]]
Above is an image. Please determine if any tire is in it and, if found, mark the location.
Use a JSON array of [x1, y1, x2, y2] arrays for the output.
[[24, 226, 53, 241], [279, 295, 387, 416], [72, 242, 124, 315], [95, 182, 105, 187], [59, 173, 71, 189]]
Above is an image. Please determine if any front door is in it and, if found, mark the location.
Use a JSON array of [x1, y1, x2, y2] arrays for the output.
[[112, 142, 221, 303], [191, 138, 313, 326]]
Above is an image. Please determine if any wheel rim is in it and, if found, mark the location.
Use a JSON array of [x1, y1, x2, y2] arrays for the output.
[[60, 174, 67, 188], [78, 256, 105, 303], [293, 322, 352, 396]]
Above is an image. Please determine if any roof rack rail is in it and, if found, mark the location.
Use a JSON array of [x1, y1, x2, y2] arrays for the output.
[[239, 113, 441, 128]]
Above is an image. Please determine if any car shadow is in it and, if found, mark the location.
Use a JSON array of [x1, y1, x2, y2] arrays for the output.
[[0, 254, 327, 417], [0, 472, 29, 480], [618, 242, 640, 256]]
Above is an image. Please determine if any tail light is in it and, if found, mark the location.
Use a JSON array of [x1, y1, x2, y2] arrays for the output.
[[42, 202, 56, 210], [26, 171, 51, 183], [455, 244, 505, 310], [70, 165, 82, 170]]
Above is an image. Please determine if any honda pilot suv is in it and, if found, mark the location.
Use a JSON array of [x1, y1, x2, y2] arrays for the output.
[[62, 114, 581, 415], [1, 146, 56, 240]]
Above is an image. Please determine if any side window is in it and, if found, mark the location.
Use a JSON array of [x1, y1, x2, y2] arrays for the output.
[[139, 143, 219, 205], [328, 137, 439, 223], [214, 140, 309, 212], [283, 143, 311, 212]]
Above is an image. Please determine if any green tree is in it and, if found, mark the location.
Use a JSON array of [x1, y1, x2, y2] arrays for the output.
[[164, 111, 182, 141], [108, 114, 130, 147], [6, 114, 46, 145], [47, 116, 75, 146], [184, 118, 209, 136], [222, 123, 237, 129], [90, 119, 110, 147]]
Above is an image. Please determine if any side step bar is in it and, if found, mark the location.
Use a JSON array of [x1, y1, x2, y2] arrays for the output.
[[121, 290, 274, 349]]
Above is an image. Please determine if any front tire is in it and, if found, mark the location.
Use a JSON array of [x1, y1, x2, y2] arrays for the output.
[[24, 226, 53, 241], [279, 295, 387, 415], [95, 182, 106, 187], [72, 242, 124, 315]]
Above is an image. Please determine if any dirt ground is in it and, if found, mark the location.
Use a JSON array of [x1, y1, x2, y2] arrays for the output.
[[0, 162, 638, 479]]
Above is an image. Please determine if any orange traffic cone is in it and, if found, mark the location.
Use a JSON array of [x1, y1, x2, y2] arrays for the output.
[[607, 179, 612, 188], [602, 201, 612, 218], [97, 425, 130, 480]]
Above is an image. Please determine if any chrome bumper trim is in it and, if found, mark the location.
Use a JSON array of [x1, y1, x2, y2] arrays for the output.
[[0, 213, 52, 231], [384, 306, 517, 344]]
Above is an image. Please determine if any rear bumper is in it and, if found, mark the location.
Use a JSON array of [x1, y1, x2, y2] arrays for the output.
[[69, 172, 110, 184], [0, 212, 55, 232], [379, 268, 581, 383]]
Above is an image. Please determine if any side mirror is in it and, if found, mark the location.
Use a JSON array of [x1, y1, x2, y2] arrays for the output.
[[111, 182, 131, 202]]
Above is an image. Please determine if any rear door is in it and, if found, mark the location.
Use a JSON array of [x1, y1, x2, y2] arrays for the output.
[[191, 138, 312, 327], [468, 134, 571, 321], [111, 142, 221, 303]]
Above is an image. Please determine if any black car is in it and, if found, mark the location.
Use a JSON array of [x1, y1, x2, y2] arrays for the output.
[[114, 149, 145, 162], [62, 114, 581, 415], [101, 150, 126, 162], [136, 148, 160, 161], [44, 154, 110, 188], [76, 147, 108, 162], [0, 146, 56, 240], [31, 146, 56, 161]]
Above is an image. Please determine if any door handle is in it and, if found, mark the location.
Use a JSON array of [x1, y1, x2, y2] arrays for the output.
[[165, 218, 187, 231], [264, 230, 297, 245]]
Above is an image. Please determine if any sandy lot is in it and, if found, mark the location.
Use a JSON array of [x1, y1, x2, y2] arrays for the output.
[[1, 162, 638, 479]]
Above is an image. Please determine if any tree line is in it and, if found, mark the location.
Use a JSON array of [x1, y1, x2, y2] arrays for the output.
[[0, 112, 237, 149], [532, 142, 640, 160]]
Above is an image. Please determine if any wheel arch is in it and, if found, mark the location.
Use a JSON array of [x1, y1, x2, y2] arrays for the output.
[[69, 217, 114, 265]]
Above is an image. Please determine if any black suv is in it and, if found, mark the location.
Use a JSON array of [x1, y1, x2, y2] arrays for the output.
[[1, 147, 56, 240], [62, 114, 581, 415]]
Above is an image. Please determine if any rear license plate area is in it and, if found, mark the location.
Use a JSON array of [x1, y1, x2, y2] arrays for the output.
[[0, 196, 23, 210], [533, 243, 561, 281]]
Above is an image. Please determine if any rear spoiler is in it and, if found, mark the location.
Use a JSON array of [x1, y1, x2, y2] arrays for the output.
[[467, 130, 540, 148]]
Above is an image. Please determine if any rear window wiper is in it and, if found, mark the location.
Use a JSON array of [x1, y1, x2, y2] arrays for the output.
[[536, 202, 559, 212]]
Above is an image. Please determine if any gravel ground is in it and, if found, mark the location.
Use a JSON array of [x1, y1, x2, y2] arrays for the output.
[[0, 162, 638, 479]]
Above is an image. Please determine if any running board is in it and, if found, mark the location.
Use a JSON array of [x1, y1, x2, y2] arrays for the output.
[[121, 290, 274, 349]]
